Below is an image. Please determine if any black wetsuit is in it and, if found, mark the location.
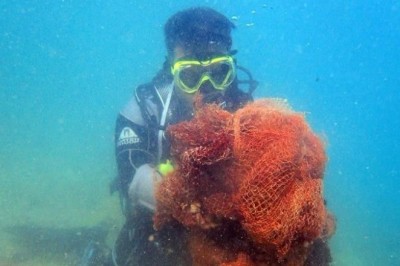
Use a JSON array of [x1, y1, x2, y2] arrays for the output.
[[113, 71, 252, 265]]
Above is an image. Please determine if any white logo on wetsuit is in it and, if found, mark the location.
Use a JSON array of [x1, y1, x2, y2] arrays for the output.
[[117, 127, 140, 146]]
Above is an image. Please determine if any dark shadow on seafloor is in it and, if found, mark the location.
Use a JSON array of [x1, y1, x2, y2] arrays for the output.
[[3, 222, 111, 265]]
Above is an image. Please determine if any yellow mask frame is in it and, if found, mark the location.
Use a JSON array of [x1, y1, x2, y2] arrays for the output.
[[171, 55, 236, 94]]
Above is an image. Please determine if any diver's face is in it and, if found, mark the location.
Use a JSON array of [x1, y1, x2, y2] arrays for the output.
[[172, 46, 230, 105]]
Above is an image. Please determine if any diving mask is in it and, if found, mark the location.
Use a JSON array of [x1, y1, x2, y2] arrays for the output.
[[171, 55, 236, 94]]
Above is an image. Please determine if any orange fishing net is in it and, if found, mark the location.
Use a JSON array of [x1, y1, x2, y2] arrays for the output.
[[154, 99, 334, 265]]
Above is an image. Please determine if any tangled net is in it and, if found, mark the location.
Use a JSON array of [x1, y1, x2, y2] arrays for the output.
[[154, 99, 334, 265]]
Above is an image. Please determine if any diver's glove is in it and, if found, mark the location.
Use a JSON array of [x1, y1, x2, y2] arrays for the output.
[[128, 161, 174, 213], [128, 164, 161, 212]]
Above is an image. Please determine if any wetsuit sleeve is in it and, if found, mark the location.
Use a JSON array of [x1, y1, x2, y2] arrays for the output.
[[115, 94, 157, 212]]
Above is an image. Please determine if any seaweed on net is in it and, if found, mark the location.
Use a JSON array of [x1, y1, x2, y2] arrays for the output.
[[154, 99, 335, 265]]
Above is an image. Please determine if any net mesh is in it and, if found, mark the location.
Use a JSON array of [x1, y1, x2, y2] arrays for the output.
[[154, 99, 333, 264]]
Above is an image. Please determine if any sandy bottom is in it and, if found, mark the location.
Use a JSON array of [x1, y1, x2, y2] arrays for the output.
[[0, 150, 123, 265], [0, 151, 397, 265]]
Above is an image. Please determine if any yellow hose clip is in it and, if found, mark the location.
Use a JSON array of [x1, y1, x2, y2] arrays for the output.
[[157, 160, 174, 176]]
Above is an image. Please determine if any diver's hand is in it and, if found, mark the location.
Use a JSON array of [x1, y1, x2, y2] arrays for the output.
[[128, 164, 161, 212]]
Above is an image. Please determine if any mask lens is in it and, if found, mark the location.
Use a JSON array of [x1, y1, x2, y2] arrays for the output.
[[209, 62, 232, 85], [178, 65, 203, 88]]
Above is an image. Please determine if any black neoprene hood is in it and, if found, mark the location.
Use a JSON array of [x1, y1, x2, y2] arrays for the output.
[[164, 7, 235, 57]]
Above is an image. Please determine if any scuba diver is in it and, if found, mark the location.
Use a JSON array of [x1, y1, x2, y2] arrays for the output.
[[81, 6, 331, 266], [111, 7, 256, 266]]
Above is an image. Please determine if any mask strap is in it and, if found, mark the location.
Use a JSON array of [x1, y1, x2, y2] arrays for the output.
[[236, 65, 258, 95]]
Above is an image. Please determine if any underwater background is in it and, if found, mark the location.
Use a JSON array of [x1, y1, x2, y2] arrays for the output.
[[1, 0, 399, 265]]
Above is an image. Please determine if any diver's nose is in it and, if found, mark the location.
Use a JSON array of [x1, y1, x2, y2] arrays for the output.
[[198, 80, 215, 94]]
